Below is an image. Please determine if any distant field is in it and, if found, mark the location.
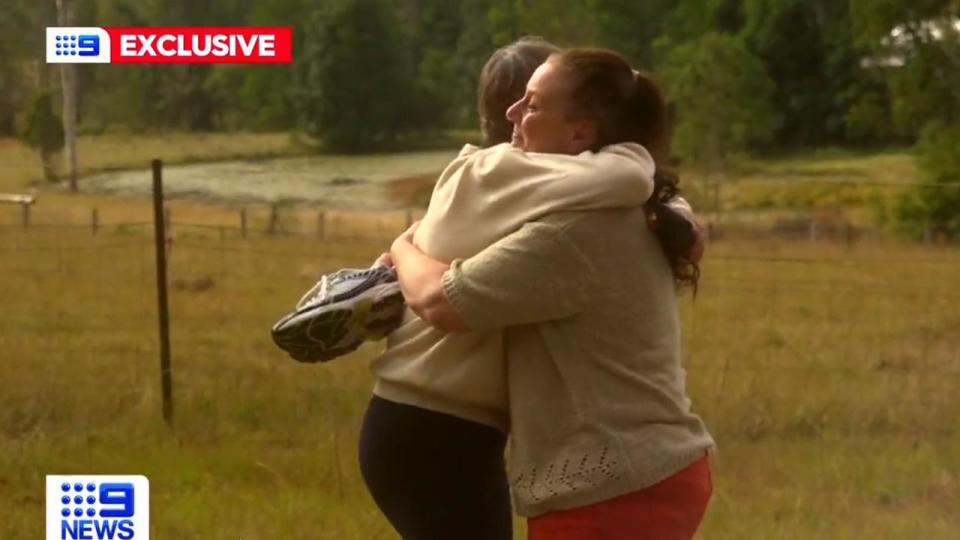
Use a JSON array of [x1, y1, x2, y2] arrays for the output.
[[0, 133, 307, 193], [0, 133, 924, 246], [1, 223, 957, 539], [678, 149, 919, 227]]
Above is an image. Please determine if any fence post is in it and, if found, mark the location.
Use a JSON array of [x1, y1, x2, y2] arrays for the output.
[[317, 210, 326, 239], [405, 208, 413, 228], [268, 203, 279, 235], [239, 207, 248, 239], [20, 202, 30, 230], [91, 208, 99, 236], [151, 159, 174, 427]]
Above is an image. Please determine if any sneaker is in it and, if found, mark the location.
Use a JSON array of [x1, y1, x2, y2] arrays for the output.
[[271, 263, 406, 363]]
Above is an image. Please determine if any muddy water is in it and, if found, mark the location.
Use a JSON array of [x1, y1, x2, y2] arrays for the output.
[[80, 150, 457, 210]]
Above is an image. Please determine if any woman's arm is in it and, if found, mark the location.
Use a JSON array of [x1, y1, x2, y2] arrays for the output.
[[392, 218, 596, 333], [663, 196, 707, 264], [390, 222, 470, 332], [465, 142, 657, 212]]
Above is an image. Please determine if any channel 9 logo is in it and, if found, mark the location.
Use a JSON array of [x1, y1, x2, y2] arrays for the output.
[[46, 475, 149, 540], [46, 26, 292, 64], [46, 27, 111, 63]]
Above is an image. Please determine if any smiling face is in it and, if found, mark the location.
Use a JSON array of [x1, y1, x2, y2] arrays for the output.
[[505, 59, 596, 154]]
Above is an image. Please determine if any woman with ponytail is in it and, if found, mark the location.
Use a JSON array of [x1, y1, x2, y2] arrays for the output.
[[389, 47, 714, 539]]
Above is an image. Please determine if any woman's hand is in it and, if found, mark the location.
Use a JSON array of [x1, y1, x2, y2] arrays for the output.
[[689, 220, 708, 265], [388, 221, 470, 333], [390, 220, 420, 259]]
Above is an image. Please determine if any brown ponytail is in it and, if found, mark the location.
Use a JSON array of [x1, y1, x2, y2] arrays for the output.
[[553, 49, 699, 288]]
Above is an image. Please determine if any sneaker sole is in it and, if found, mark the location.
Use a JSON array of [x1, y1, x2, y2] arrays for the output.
[[272, 282, 404, 363]]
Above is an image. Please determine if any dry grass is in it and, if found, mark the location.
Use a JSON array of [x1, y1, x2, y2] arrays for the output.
[[0, 135, 957, 538], [1, 224, 958, 539]]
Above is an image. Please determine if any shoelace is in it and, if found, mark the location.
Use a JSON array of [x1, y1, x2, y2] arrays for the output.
[[295, 267, 383, 310], [296, 274, 332, 310]]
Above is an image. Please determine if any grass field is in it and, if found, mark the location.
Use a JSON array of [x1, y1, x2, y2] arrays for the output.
[[1, 224, 957, 539], [1, 134, 958, 538]]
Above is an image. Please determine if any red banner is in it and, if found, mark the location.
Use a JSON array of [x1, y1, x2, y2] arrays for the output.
[[104, 27, 292, 64]]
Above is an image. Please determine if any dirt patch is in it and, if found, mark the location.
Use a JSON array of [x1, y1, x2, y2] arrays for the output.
[[386, 172, 439, 208]]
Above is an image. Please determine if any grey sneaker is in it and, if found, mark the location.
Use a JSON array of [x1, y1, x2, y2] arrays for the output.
[[271, 263, 405, 363]]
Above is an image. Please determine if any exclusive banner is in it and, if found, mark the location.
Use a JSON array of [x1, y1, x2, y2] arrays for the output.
[[47, 27, 293, 64]]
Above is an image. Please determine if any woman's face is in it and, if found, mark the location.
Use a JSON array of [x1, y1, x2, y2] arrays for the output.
[[505, 60, 594, 154]]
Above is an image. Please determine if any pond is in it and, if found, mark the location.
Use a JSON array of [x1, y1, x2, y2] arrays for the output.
[[80, 149, 457, 210]]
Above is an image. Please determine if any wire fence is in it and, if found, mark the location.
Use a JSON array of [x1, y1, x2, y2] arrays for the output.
[[1, 218, 958, 441]]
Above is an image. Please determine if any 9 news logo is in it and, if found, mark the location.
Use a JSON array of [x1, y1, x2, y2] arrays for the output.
[[46, 476, 149, 540], [47, 26, 292, 64], [47, 28, 111, 63]]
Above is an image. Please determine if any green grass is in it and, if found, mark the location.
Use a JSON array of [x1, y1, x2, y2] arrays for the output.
[[1, 224, 958, 539]]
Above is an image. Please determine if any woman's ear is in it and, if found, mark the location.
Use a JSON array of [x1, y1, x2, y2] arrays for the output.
[[567, 118, 598, 154]]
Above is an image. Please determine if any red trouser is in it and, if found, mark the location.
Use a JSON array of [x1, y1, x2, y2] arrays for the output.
[[528, 453, 712, 540]]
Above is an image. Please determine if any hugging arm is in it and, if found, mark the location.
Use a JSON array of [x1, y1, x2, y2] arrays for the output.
[[392, 220, 595, 333], [462, 143, 656, 218], [390, 224, 468, 333], [661, 196, 707, 264]]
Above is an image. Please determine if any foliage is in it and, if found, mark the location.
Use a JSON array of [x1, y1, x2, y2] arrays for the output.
[[851, 0, 960, 236], [891, 124, 960, 238], [654, 0, 874, 147], [295, 0, 430, 152], [20, 91, 65, 182], [21, 91, 65, 154], [0, 0, 955, 164], [660, 32, 776, 170]]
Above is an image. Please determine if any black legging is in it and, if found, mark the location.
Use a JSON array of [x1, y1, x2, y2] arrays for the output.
[[358, 395, 512, 540]]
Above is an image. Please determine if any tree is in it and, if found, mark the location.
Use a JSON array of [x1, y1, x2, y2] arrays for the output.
[[91, 0, 246, 130], [296, 0, 428, 151], [738, 0, 863, 145], [57, 0, 79, 192], [0, 0, 57, 135], [450, 0, 497, 127], [397, 0, 470, 127], [588, 0, 677, 68], [890, 124, 960, 238], [655, 0, 883, 147], [853, 0, 960, 237], [660, 32, 776, 216], [21, 92, 66, 183], [661, 33, 776, 169]]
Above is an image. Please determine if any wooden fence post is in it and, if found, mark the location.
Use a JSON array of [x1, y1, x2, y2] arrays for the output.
[[317, 210, 326, 239], [239, 207, 248, 239], [21, 202, 30, 230], [151, 159, 174, 428], [91, 208, 99, 236], [268, 203, 279, 235]]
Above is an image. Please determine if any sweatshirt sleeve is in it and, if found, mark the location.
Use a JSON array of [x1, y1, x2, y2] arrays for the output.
[[469, 142, 656, 211], [441, 220, 596, 331]]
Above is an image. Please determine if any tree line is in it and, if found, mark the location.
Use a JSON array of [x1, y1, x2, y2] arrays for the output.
[[1, 0, 958, 235]]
